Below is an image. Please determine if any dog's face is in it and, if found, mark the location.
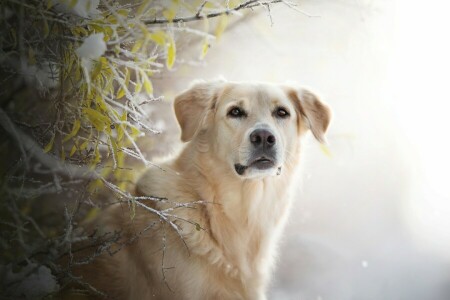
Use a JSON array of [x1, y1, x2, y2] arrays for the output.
[[174, 80, 331, 179]]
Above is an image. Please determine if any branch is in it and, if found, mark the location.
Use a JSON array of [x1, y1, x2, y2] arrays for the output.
[[143, 0, 283, 25], [0, 107, 95, 179]]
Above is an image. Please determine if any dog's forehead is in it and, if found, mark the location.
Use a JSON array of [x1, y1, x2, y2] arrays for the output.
[[220, 83, 290, 107]]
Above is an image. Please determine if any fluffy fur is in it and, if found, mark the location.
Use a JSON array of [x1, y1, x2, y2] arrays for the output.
[[74, 80, 331, 299]]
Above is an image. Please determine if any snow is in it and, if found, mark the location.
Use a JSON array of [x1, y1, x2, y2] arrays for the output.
[[75, 33, 106, 71], [75, 33, 106, 61], [52, 0, 100, 18]]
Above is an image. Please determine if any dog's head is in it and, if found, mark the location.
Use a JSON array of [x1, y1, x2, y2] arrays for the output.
[[174, 80, 331, 179]]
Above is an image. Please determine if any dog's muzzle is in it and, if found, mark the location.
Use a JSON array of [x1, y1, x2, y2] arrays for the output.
[[234, 128, 281, 176]]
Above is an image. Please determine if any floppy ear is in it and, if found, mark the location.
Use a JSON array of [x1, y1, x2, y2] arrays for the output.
[[174, 80, 223, 142], [287, 87, 332, 143]]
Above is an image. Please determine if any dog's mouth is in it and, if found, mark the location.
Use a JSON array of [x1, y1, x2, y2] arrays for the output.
[[234, 156, 277, 176]]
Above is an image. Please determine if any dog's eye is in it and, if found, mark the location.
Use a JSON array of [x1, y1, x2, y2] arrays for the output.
[[227, 107, 247, 118], [275, 107, 290, 118]]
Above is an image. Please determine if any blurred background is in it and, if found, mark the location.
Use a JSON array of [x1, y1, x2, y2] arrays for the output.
[[149, 0, 450, 299]]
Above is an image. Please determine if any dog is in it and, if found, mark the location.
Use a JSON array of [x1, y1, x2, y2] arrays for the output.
[[74, 80, 331, 299]]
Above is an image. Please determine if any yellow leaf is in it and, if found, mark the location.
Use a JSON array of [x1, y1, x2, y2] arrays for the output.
[[320, 144, 333, 158], [21, 202, 31, 215], [109, 137, 118, 170], [141, 71, 153, 95], [117, 68, 130, 99], [93, 145, 101, 165], [130, 198, 136, 219], [61, 145, 66, 160], [83, 108, 110, 131], [124, 68, 130, 86], [149, 30, 166, 46], [88, 179, 103, 193], [72, 26, 88, 37], [46, 0, 54, 10], [93, 57, 108, 81], [117, 148, 125, 168], [66, 57, 74, 75], [95, 94, 108, 111], [103, 27, 113, 40], [100, 165, 112, 177], [83, 207, 100, 223], [69, 144, 77, 157], [79, 139, 89, 151], [117, 88, 125, 99], [117, 112, 127, 141], [69, 0, 78, 9], [89, 23, 104, 33], [91, 61, 103, 80], [135, 83, 142, 94], [63, 119, 81, 143], [163, 7, 176, 22], [138, 24, 151, 39], [215, 14, 228, 40], [75, 65, 82, 81], [131, 40, 143, 53], [228, 0, 241, 8], [28, 47, 36, 65], [44, 134, 55, 153], [117, 9, 129, 17], [137, 1, 149, 16], [201, 39, 210, 59], [43, 20, 50, 38], [106, 15, 118, 25], [166, 35, 176, 70], [130, 125, 140, 139]]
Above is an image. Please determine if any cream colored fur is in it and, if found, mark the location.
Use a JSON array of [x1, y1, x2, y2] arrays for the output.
[[75, 80, 331, 299]]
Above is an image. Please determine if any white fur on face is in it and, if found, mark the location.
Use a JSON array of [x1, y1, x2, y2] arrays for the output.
[[210, 83, 299, 179]]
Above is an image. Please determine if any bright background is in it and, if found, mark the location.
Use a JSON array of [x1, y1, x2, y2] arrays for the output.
[[150, 0, 450, 299]]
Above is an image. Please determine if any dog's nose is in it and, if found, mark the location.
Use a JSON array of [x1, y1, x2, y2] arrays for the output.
[[250, 129, 276, 148]]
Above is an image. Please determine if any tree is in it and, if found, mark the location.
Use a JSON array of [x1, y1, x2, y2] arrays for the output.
[[0, 0, 299, 298]]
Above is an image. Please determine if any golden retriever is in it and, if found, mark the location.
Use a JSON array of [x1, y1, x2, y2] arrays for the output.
[[75, 80, 331, 299]]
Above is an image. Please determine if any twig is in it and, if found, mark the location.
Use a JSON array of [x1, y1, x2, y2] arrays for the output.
[[143, 0, 283, 24]]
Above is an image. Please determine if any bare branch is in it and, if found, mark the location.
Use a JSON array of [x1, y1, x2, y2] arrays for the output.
[[143, 0, 284, 25]]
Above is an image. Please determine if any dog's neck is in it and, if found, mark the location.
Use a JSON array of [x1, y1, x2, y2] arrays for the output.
[[175, 139, 300, 281]]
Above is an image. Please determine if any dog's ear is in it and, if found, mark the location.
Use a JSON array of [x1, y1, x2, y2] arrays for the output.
[[287, 87, 332, 143], [174, 80, 223, 142]]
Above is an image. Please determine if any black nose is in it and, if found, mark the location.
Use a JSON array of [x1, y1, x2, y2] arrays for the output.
[[250, 129, 276, 148]]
